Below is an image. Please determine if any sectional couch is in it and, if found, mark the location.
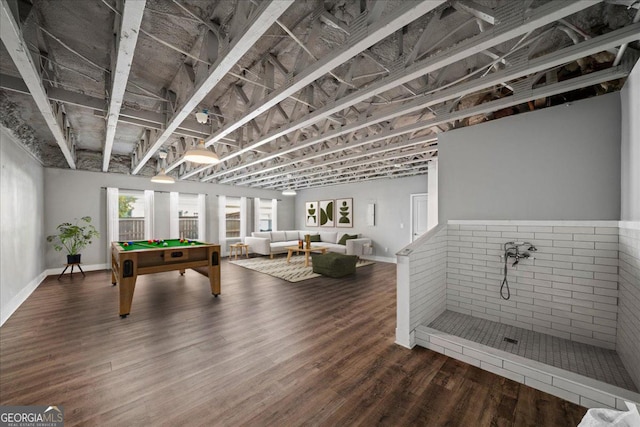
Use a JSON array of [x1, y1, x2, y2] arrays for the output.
[[244, 230, 372, 258]]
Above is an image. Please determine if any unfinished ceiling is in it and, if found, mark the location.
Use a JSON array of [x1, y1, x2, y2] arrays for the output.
[[1, 0, 639, 190]]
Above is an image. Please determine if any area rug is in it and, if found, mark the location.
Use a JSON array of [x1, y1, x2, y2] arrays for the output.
[[229, 255, 374, 283]]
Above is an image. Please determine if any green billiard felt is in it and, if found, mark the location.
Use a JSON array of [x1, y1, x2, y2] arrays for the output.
[[118, 239, 206, 251]]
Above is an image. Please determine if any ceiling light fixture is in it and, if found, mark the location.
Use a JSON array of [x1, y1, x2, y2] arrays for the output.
[[151, 151, 175, 184], [195, 108, 209, 124], [184, 139, 220, 165]]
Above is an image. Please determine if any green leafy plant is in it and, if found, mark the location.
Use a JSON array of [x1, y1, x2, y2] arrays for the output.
[[119, 195, 136, 218], [47, 216, 100, 255]]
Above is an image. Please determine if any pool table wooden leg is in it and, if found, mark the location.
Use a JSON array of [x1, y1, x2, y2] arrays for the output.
[[208, 246, 221, 296], [119, 276, 136, 317]]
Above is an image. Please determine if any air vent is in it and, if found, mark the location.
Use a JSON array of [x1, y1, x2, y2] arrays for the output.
[[503, 337, 518, 344]]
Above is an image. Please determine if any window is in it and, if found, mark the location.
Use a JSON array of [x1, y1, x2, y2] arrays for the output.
[[118, 190, 145, 241], [178, 194, 199, 239], [258, 199, 273, 231], [225, 197, 241, 239]]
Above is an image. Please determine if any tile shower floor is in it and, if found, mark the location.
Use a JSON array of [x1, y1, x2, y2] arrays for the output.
[[428, 310, 637, 391]]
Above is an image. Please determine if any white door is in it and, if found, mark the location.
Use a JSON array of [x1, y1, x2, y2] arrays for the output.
[[411, 193, 428, 242]]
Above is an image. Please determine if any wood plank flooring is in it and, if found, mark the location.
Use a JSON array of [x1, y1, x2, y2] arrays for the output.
[[0, 258, 587, 426]]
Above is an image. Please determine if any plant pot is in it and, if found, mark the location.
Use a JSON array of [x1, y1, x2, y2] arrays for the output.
[[67, 254, 81, 264]]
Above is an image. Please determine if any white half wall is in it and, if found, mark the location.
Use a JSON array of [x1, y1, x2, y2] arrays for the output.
[[1, 127, 45, 326], [439, 92, 621, 221]]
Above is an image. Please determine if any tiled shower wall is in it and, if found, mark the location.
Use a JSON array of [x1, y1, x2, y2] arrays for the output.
[[617, 223, 640, 388], [446, 221, 619, 350], [408, 224, 448, 330]]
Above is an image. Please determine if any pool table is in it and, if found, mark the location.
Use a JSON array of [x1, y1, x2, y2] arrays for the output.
[[111, 239, 221, 317]]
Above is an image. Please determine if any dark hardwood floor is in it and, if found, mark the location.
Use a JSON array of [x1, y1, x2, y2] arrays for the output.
[[0, 257, 587, 426]]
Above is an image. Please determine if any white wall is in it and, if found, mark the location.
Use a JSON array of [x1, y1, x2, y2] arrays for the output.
[[620, 61, 640, 221], [1, 128, 45, 326], [43, 168, 293, 269], [439, 93, 621, 221], [617, 61, 640, 390], [295, 175, 428, 260]]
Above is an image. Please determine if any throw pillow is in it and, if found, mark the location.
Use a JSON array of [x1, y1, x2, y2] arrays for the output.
[[338, 234, 358, 245], [309, 234, 321, 242]]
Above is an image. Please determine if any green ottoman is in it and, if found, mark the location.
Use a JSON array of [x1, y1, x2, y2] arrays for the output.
[[311, 252, 358, 278]]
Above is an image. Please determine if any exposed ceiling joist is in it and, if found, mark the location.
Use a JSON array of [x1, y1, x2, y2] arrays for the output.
[[0, 0, 76, 168], [103, 0, 146, 172], [222, 63, 630, 188], [181, 0, 446, 179], [193, 0, 604, 182], [227, 136, 438, 186], [130, 0, 294, 174], [210, 19, 640, 181], [1, 0, 638, 190]]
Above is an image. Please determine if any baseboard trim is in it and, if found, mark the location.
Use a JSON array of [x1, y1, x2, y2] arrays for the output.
[[364, 255, 396, 263], [1, 271, 47, 327]]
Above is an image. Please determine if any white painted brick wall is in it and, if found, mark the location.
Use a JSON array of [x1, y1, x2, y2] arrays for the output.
[[445, 222, 619, 349], [617, 224, 640, 390]]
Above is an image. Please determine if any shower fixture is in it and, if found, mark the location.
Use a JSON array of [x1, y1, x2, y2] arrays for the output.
[[500, 241, 537, 300]]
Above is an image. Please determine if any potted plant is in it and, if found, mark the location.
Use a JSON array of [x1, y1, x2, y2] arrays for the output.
[[47, 216, 100, 264]]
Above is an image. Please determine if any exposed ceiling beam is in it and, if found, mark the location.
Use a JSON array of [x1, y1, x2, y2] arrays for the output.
[[220, 63, 630, 187], [0, 0, 76, 168], [208, 19, 640, 181], [226, 136, 438, 186], [103, 0, 146, 172], [0, 74, 239, 142], [293, 165, 432, 190], [190, 0, 603, 181], [183, 0, 446, 177], [253, 146, 434, 188], [130, 0, 294, 174], [453, 0, 496, 25], [269, 159, 433, 189]]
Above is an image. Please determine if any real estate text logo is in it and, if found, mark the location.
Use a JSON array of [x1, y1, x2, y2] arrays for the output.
[[0, 405, 63, 427]]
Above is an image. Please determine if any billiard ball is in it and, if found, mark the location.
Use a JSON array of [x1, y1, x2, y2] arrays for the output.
[[148, 240, 153, 243], [190, 242, 195, 246], [128, 241, 133, 245], [123, 242, 129, 247], [163, 242, 168, 247]]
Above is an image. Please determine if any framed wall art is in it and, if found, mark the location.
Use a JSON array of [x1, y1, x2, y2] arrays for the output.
[[336, 198, 353, 228], [319, 200, 334, 227], [305, 201, 318, 227]]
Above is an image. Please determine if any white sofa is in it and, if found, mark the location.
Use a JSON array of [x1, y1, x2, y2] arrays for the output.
[[245, 230, 372, 258]]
